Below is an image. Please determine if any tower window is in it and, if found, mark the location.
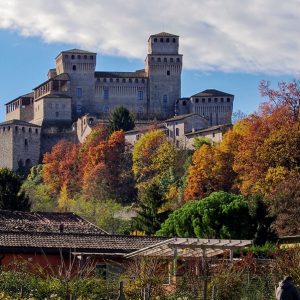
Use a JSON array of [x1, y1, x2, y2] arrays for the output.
[[56, 112, 59, 117], [15, 126, 18, 132], [227, 98, 231, 102], [195, 98, 199, 103], [154, 38, 157, 42], [122, 78, 126, 83], [170, 58, 174, 62], [24, 139, 28, 147], [138, 91, 143, 100], [35, 129, 38, 134], [221, 98, 224, 102], [135, 78, 139, 83], [76, 87, 82, 97], [104, 88, 109, 100], [90, 55, 93, 60], [142, 79, 145, 83], [214, 98, 218, 102], [77, 55, 81, 59], [173, 38, 176, 43], [166, 38, 169, 42], [29, 128, 32, 133], [160, 38, 164, 42], [103, 78, 107, 83], [208, 98, 211, 102], [71, 55, 75, 59], [182, 101, 186, 106], [116, 78, 119, 83], [202, 98, 205, 103], [177, 58, 180, 62], [129, 78, 132, 83], [164, 58, 167, 62], [157, 57, 161, 62], [72, 65, 76, 71], [22, 127, 25, 132], [167, 70, 170, 76], [65, 54, 69, 59]]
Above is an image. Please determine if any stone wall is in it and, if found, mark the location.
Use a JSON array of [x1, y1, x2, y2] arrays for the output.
[[0, 126, 13, 169]]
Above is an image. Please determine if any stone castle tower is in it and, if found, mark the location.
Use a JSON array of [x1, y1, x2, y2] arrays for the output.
[[55, 49, 97, 117], [145, 33, 182, 119]]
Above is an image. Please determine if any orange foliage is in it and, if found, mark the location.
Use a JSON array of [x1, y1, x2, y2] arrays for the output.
[[43, 140, 79, 195]]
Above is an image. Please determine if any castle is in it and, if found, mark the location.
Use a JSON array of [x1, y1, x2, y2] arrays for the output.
[[0, 32, 234, 171]]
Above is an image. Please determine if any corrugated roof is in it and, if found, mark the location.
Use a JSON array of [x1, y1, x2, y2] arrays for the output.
[[95, 71, 148, 79], [0, 120, 40, 127], [191, 89, 234, 98]]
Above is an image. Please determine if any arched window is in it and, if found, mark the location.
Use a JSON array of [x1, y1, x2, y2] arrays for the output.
[[157, 57, 161, 62], [135, 78, 139, 83], [166, 38, 170, 43], [164, 58, 167, 62], [172, 38, 176, 43], [72, 65, 76, 71], [71, 55, 75, 59], [154, 38, 157, 42], [160, 38, 164, 42], [77, 55, 81, 59]]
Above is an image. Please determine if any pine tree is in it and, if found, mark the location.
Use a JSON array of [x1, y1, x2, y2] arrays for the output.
[[108, 106, 135, 133], [133, 183, 169, 235], [0, 168, 31, 211]]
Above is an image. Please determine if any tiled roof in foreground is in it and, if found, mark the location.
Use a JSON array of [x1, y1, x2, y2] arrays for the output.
[[0, 210, 106, 235], [0, 231, 166, 255]]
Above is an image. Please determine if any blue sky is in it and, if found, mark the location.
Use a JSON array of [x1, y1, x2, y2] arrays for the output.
[[0, 0, 299, 122]]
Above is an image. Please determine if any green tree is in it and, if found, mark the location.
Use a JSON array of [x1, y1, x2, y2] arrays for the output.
[[133, 183, 170, 235], [108, 106, 135, 133], [157, 191, 276, 244], [0, 168, 30, 211]]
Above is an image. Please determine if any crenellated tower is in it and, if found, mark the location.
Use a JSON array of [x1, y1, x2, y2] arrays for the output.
[[145, 32, 182, 119]]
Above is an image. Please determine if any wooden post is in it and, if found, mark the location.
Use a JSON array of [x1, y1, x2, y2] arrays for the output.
[[202, 248, 208, 300], [212, 285, 216, 300]]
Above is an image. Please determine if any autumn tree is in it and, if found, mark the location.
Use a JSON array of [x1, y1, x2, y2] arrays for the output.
[[108, 106, 135, 133], [132, 130, 177, 190], [43, 140, 79, 196], [0, 168, 30, 211]]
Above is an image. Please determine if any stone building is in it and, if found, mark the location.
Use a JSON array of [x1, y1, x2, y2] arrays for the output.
[[0, 32, 234, 170]]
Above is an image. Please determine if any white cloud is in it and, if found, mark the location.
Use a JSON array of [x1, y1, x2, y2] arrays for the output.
[[0, 0, 299, 74]]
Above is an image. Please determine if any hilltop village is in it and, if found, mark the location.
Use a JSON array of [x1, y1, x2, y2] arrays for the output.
[[0, 32, 233, 171]]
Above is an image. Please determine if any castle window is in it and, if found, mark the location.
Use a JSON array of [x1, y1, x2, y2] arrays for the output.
[[110, 78, 113, 82], [175, 128, 179, 136], [170, 58, 174, 62], [157, 58, 161, 62], [177, 58, 180, 62], [103, 78, 107, 83], [77, 55, 81, 59], [214, 98, 218, 102], [15, 126, 18, 132], [129, 79, 132, 83], [72, 65, 76, 71], [227, 98, 231, 102], [195, 98, 199, 103], [221, 98, 224, 102], [167, 70, 170, 76], [173, 38, 176, 43], [29, 128, 32, 133], [182, 101, 186, 106], [65, 54, 69, 58], [104, 88, 109, 100], [35, 128, 38, 134], [84, 55, 87, 59], [164, 58, 167, 62], [122, 78, 126, 83], [24, 139, 28, 147], [208, 98, 211, 102], [71, 55, 75, 59], [116, 78, 119, 83], [90, 55, 93, 60], [166, 38, 170, 43], [138, 91, 143, 100], [135, 78, 138, 83], [154, 38, 157, 42], [56, 112, 59, 117], [22, 127, 25, 132], [202, 98, 205, 103], [160, 38, 164, 42]]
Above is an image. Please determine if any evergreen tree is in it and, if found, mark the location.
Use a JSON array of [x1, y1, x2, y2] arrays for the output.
[[108, 106, 135, 133], [0, 168, 31, 211], [133, 183, 169, 235]]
